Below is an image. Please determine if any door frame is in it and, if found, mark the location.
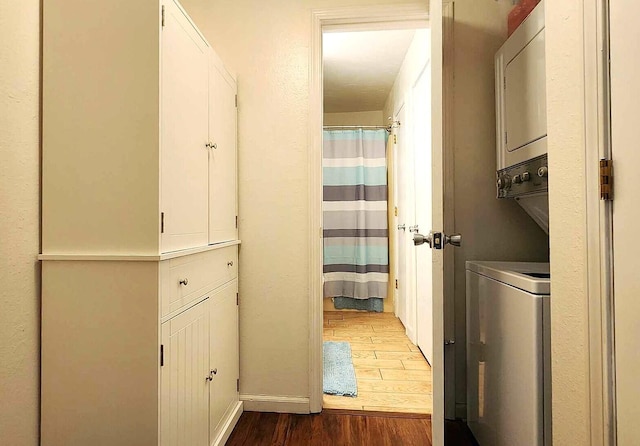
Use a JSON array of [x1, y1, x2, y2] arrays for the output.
[[308, 1, 443, 441], [583, 0, 616, 444]]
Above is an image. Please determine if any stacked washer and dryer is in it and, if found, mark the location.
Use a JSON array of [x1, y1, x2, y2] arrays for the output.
[[466, 2, 551, 445]]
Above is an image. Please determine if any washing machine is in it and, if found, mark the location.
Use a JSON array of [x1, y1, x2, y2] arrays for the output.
[[466, 261, 551, 446]]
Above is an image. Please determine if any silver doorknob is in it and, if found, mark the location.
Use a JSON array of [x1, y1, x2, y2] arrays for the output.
[[397, 224, 406, 231], [445, 234, 462, 247], [413, 233, 432, 247]]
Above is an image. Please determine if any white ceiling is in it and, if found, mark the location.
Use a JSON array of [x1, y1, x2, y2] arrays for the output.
[[323, 29, 416, 113]]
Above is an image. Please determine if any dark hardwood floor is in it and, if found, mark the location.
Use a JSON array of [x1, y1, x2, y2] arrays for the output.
[[227, 410, 478, 445], [226, 410, 432, 445]]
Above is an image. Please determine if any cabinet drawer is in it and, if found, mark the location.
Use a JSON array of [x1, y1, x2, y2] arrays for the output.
[[161, 246, 237, 318]]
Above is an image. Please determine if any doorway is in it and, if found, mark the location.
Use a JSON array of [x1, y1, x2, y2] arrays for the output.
[[319, 25, 433, 415]]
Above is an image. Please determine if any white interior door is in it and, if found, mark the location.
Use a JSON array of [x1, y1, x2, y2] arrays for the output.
[[610, 3, 640, 444], [395, 104, 417, 341], [431, 0, 455, 440], [161, 0, 209, 253], [413, 62, 433, 365]]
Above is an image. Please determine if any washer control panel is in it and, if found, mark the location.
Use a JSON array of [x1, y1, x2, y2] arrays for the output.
[[497, 154, 548, 198]]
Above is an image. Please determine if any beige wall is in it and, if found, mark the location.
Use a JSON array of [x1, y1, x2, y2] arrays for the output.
[[179, 0, 421, 402], [323, 110, 384, 126], [0, 1, 41, 444], [450, 0, 549, 417], [545, 1, 591, 444]]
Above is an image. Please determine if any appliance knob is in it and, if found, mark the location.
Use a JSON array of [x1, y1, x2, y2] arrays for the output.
[[513, 174, 522, 184], [522, 171, 531, 182], [537, 166, 548, 178], [497, 175, 512, 190]]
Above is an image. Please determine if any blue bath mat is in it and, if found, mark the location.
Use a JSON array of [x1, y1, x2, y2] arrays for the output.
[[323, 341, 358, 397]]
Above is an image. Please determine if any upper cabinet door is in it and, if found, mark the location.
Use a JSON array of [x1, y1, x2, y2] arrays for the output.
[[161, 0, 209, 253], [208, 55, 238, 244]]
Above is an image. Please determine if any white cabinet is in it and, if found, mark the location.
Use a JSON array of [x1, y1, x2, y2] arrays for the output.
[[40, 1, 242, 445], [161, 299, 210, 446]]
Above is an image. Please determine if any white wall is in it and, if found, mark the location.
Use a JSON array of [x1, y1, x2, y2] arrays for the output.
[[383, 29, 430, 120], [0, 1, 41, 444], [545, 1, 591, 444], [449, 0, 549, 417], [180, 0, 423, 406], [323, 110, 384, 126]]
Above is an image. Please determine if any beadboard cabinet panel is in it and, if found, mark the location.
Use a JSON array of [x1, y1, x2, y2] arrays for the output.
[[161, 299, 210, 446], [209, 279, 240, 443]]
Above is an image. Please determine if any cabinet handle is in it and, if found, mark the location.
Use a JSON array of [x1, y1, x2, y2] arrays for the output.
[[227, 261, 234, 267], [179, 278, 189, 286]]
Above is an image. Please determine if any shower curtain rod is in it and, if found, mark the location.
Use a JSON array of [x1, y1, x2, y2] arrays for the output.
[[323, 125, 392, 132]]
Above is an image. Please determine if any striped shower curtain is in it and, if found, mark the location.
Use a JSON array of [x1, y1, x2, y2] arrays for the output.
[[323, 129, 389, 312]]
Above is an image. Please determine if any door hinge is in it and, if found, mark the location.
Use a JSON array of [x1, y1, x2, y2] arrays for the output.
[[394, 206, 398, 216], [503, 76, 507, 90], [600, 158, 613, 200], [161, 212, 165, 234], [504, 132, 508, 145], [161, 5, 165, 27], [237, 378, 240, 392], [235, 215, 238, 229], [395, 279, 398, 289], [235, 94, 238, 108], [236, 292, 239, 306], [393, 134, 397, 144], [160, 344, 164, 366]]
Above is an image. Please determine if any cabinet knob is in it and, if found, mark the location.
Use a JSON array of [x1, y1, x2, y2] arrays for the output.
[[179, 278, 189, 286], [212, 368, 218, 375], [227, 261, 234, 267], [206, 142, 218, 150]]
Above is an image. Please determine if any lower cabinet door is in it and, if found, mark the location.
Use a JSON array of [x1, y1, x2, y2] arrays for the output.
[[161, 298, 210, 446], [209, 279, 240, 442]]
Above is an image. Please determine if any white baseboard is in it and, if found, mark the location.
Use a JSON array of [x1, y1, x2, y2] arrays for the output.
[[240, 394, 310, 414], [211, 401, 243, 446]]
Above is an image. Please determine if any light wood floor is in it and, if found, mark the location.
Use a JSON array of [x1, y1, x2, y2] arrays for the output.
[[323, 311, 432, 414]]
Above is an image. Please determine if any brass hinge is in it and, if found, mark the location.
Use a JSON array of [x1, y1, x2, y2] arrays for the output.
[[161, 5, 165, 27], [395, 279, 398, 289], [394, 206, 398, 216], [393, 134, 397, 144], [600, 158, 613, 200], [237, 378, 240, 392], [503, 76, 507, 90], [160, 345, 164, 367], [161, 212, 165, 233]]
